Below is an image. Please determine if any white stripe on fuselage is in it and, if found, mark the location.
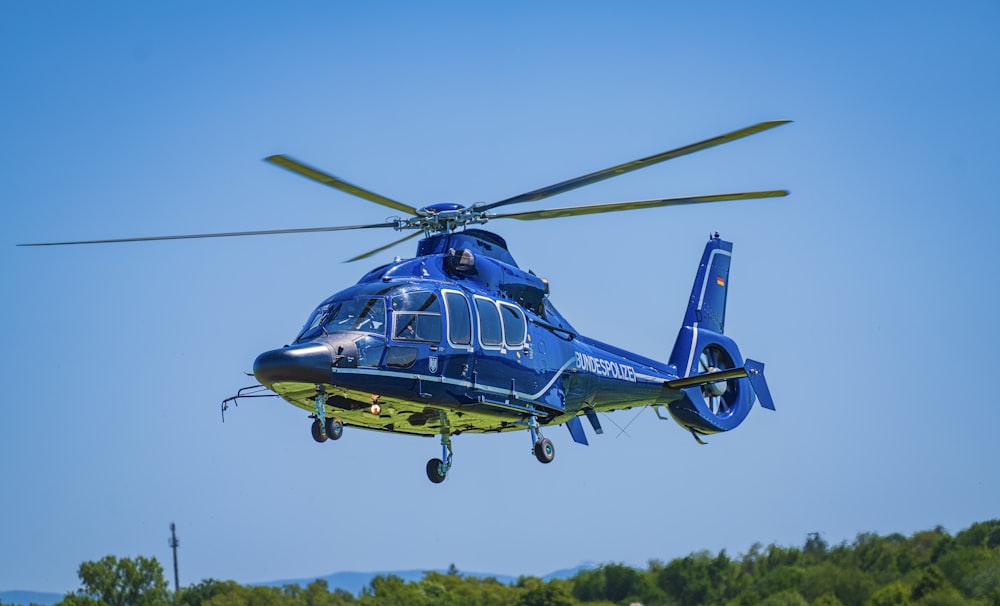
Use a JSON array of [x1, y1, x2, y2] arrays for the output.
[[329, 349, 665, 406], [331, 356, 576, 403]]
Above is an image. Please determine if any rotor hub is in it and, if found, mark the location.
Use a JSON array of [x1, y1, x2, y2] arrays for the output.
[[405, 203, 489, 234], [416, 203, 466, 216]]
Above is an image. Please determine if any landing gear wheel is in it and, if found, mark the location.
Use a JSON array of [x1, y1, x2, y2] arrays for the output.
[[310, 419, 327, 443], [533, 437, 555, 464], [426, 458, 447, 483], [325, 417, 344, 440]]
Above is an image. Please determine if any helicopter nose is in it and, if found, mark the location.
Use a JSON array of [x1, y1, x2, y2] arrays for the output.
[[253, 342, 334, 387]]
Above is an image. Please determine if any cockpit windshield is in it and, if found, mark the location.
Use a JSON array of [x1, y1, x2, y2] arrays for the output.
[[296, 297, 386, 342]]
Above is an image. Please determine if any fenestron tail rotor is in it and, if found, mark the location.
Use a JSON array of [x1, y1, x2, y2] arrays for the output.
[[698, 345, 735, 415], [18, 120, 790, 260]]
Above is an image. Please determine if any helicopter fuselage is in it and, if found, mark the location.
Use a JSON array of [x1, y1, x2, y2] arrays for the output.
[[252, 230, 685, 439]]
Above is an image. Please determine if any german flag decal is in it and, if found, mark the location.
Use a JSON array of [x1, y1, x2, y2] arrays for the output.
[[716, 276, 726, 287]]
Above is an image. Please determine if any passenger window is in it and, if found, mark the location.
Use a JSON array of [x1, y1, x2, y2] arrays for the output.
[[392, 292, 441, 343], [475, 297, 503, 347], [499, 303, 525, 347], [444, 292, 472, 346]]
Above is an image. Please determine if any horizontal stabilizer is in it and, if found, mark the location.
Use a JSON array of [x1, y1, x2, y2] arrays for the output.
[[666, 366, 750, 390], [666, 359, 775, 411], [566, 416, 589, 445]]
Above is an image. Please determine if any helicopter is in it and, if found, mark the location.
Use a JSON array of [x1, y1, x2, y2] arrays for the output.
[[20, 120, 787, 483]]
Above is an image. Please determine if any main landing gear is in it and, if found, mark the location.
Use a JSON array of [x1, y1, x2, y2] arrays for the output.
[[426, 431, 453, 483], [534, 437, 555, 463], [423, 416, 556, 484], [529, 415, 555, 464]]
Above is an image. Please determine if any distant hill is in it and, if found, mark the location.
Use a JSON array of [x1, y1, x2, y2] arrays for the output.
[[0, 590, 63, 606], [261, 564, 592, 595], [1, 565, 591, 605]]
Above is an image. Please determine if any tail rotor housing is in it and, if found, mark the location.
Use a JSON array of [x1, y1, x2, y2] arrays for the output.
[[664, 235, 771, 436]]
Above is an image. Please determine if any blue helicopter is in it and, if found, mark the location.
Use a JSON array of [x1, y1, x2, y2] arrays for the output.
[[21, 120, 787, 483]]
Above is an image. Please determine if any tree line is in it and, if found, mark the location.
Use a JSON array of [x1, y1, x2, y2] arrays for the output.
[[7, 519, 999, 606]]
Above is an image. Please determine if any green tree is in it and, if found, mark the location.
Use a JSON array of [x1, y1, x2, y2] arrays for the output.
[[813, 592, 845, 606], [359, 575, 429, 606], [515, 577, 576, 606], [910, 565, 949, 602], [177, 579, 242, 606], [50, 518, 1000, 606], [657, 553, 712, 604], [569, 567, 606, 603], [913, 586, 964, 606], [937, 545, 998, 592], [754, 565, 805, 599], [601, 563, 650, 604], [58, 556, 169, 606], [804, 532, 829, 563], [960, 560, 1000, 601], [855, 534, 906, 585], [908, 528, 951, 568], [867, 582, 911, 606], [418, 571, 519, 606], [199, 584, 287, 606], [758, 589, 808, 606], [954, 520, 1000, 550], [799, 562, 875, 606], [297, 579, 357, 606]]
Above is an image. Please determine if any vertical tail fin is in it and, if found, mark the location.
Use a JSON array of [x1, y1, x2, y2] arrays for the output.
[[681, 234, 732, 335], [664, 235, 774, 435], [669, 235, 734, 377]]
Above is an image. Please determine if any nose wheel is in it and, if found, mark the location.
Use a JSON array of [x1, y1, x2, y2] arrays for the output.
[[310, 417, 345, 443], [325, 417, 344, 440], [310, 418, 327, 443], [309, 388, 345, 444]]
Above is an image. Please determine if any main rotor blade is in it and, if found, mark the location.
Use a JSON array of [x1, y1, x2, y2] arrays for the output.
[[17, 222, 399, 246], [479, 120, 791, 212], [489, 190, 788, 221], [345, 230, 423, 263], [265, 155, 418, 216]]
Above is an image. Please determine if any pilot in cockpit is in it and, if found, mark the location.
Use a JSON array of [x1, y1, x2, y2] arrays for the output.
[[355, 303, 384, 332]]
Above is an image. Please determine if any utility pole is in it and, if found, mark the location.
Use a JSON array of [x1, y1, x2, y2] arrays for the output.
[[168, 522, 180, 593]]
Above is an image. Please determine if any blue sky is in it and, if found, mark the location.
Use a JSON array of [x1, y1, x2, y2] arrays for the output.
[[2, 0, 999, 595]]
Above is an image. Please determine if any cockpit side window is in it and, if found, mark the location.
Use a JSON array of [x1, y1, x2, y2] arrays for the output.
[[323, 297, 386, 334], [443, 291, 472, 346], [297, 302, 334, 341], [499, 302, 526, 347], [392, 291, 441, 342]]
